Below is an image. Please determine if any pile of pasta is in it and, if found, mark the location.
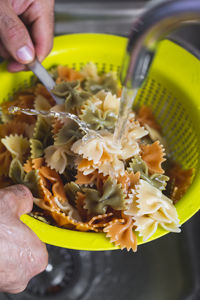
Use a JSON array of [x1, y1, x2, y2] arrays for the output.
[[0, 63, 193, 251]]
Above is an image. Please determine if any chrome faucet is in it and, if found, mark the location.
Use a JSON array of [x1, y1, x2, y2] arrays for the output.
[[121, 0, 200, 89]]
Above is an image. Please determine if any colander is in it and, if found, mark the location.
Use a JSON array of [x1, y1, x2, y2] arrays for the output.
[[0, 34, 200, 251]]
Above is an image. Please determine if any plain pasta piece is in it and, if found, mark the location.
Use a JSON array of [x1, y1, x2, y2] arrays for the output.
[[125, 179, 181, 240], [2, 134, 30, 162], [45, 145, 69, 174], [133, 215, 181, 241], [80, 62, 99, 81], [93, 90, 120, 115], [140, 141, 165, 174], [71, 118, 148, 177], [71, 132, 120, 164]]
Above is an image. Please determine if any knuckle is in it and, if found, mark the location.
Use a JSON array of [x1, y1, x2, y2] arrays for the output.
[[1, 15, 26, 41], [0, 185, 33, 215], [16, 184, 33, 200], [0, 188, 17, 212], [35, 0, 54, 17], [7, 24, 25, 42], [15, 184, 33, 210]]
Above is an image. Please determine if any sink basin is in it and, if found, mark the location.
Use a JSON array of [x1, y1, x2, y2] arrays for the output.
[[1, 212, 199, 300]]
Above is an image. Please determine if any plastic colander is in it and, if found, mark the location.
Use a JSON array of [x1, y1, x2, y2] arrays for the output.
[[0, 34, 200, 251]]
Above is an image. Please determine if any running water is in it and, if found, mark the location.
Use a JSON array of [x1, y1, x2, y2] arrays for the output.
[[8, 87, 138, 144], [8, 106, 101, 139], [113, 87, 138, 143]]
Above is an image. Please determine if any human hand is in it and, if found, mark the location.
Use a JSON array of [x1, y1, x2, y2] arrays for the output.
[[0, 0, 54, 72], [0, 185, 48, 294]]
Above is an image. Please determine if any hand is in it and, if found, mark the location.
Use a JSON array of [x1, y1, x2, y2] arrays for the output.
[[0, 185, 48, 294], [0, 0, 54, 72]]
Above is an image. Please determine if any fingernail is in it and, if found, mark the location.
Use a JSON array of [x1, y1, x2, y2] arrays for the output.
[[16, 46, 34, 63]]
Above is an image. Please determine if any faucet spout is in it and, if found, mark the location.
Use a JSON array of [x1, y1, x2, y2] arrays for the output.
[[121, 0, 200, 89]]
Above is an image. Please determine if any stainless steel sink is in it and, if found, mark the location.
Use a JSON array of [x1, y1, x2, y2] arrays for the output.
[[54, 0, 148, 36], [1, 212, 200, 300]]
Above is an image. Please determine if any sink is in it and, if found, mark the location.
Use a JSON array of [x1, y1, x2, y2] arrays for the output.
[[1, 212, 199, 300], [54, 0, 148, 36]]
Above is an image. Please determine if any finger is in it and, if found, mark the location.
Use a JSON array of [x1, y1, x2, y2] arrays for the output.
[[0, 2, 35, 64], [0, 184, 33, 218], [7, 285, 27, 295], [0, 42, 10, 59], [7, 60, 27, 72], [11, 0, 34, 16], [0, 220, 48, 293], [22, 0, 54, 62], [16, 220, 49, 278]]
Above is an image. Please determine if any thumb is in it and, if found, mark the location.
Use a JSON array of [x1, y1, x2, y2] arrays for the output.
[[0, 3, 35, 64]]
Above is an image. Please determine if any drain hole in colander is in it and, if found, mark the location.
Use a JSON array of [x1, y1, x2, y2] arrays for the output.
[[26, 245, 76, 297]]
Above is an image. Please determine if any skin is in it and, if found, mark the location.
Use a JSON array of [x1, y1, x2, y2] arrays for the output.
[[0, 185, 48, 294], [0, 0, 55, 71], [0, 0, 55, 293]]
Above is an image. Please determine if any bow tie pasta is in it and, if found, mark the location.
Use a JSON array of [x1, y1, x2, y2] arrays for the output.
[[0, 63, 193, 252]]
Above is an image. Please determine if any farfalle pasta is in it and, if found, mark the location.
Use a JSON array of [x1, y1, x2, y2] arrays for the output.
[[104, 213, 137, 252], [125, 179, 181, 241], [2, 134, 30, 162], [0, 62, 193, 252]]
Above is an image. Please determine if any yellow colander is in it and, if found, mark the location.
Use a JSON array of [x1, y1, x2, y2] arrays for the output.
[[0, 34, 200, 251]]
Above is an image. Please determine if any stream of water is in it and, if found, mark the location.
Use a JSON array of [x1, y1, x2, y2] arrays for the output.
[[8, 86, 138, 143], [8, 106, 101, 139], [113, 87, 138, 143]]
